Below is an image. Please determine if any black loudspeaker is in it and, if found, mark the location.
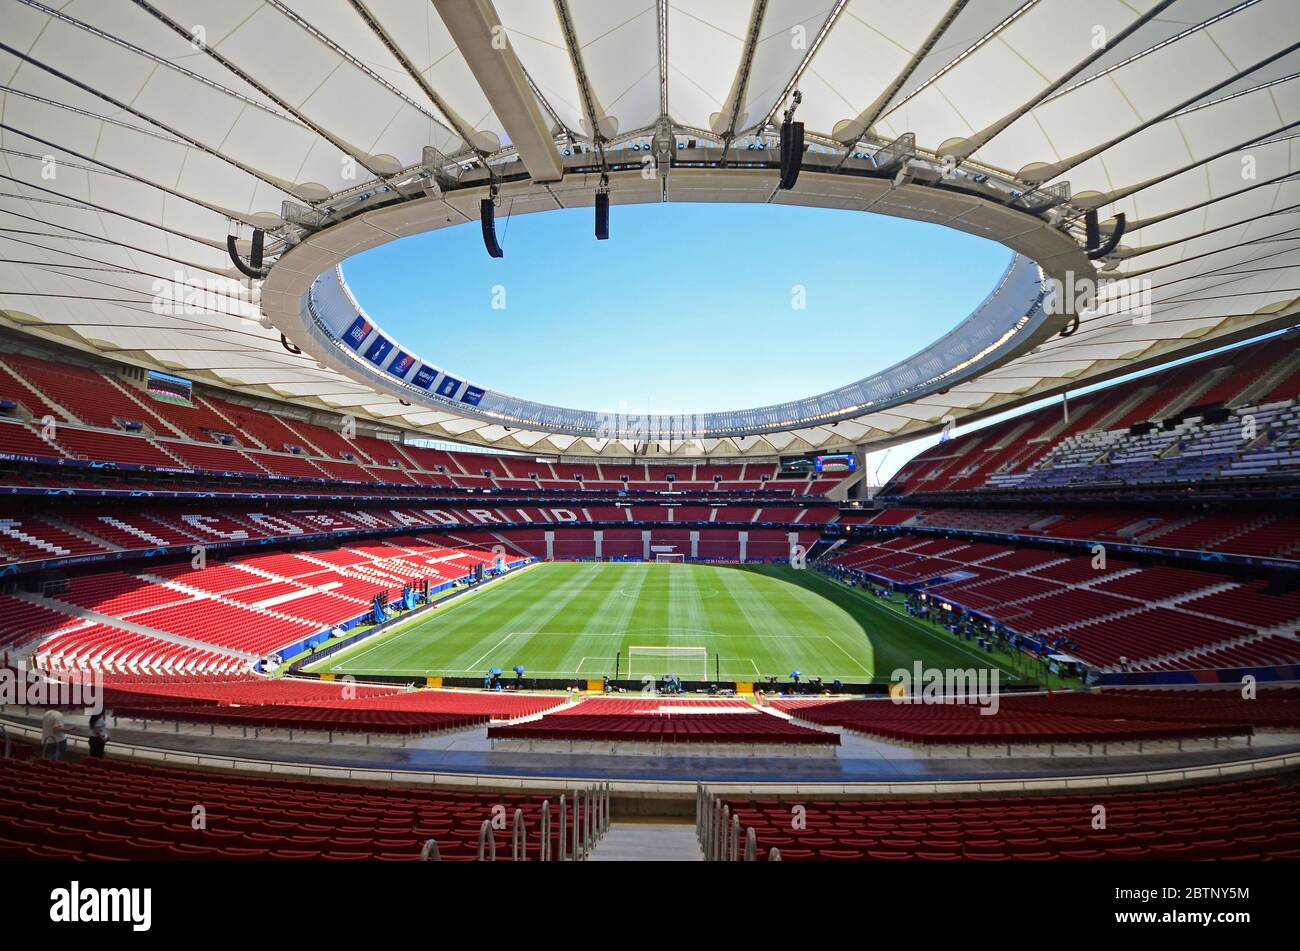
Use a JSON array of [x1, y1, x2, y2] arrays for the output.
[[595, 191, 609, 240], [480, 198, 504, 258], [779, 119, 804, 190], [1085, 209, 1101, 252], [1084, 209, 1126, 260], [249, 228, 264, 269]]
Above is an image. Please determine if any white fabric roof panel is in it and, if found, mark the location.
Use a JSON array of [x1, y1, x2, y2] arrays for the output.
[[980, 1, 1296, 178], [357, 0, 509, 148], [796, 0, 953, 140], [665, 0, 750, 132], [732, 0, 839, 133], [0, 0, 1296, 460], [874, 0, 1029, 119], [566, 0, 660, 137], [494, 0, 587, 134]]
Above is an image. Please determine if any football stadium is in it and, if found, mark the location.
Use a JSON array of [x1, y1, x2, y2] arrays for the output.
[[1, 0, 1299, 906]]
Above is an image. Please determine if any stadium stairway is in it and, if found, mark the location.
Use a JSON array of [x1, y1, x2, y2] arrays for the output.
[[587, 822, 704, 861]]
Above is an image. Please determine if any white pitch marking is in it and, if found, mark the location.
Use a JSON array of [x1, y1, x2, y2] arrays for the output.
[[857, 594, 1023, 677], [463, 632, 517, 671], [821, 635, 872, 673]]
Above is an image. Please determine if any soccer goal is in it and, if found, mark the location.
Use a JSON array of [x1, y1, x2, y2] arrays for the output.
[[626, 646, 709, 680], [654, 553, 686, 563]]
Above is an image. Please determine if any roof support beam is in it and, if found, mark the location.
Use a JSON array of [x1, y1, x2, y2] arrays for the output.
[[755, 1, 851, 133], [0, 122, 262, 228], [129, 0, 395, 183], [0, 208, 236, 276], [1124, 168, 1300, 232], [1070, 94, 1300, 211], [553, 0, 614, 169], [656, 0, 669, 121], [348, 0, 487, 161], [0, 172, 223, 251], [945, 0, 1180, 161], [16, 0, 299, 124], [0, 232, 257, 296], [714, 0, 768, 159], [1113, 202, 1300, 260], [432, 0, 564, 183], [832, 0, 968, 167], [1120, 228, 1300, 280], [0, 42, 301, 204], [650, 0, 672, 195], [1017, 40, 1300, 183]]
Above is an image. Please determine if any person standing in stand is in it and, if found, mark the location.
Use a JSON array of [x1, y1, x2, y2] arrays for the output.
[[88, 710, 109, 758], [41, 708, 66, 760]]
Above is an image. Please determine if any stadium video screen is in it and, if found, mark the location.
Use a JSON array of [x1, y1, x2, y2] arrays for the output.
[[777, 454, 816, 476], [778, 452, 856, 476], [145, 370, 193, 405], [815, 452, 856, 473]]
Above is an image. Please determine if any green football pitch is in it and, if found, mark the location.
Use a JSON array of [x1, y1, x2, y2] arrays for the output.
[[307, 561, 1032, 684]]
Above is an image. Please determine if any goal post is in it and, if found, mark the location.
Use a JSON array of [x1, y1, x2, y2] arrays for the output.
[[654, 553, 686, 563], [626, 646, 708, 680]]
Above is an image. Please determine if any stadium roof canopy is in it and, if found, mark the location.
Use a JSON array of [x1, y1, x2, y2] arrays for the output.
[[1, 0, 1298, 458]]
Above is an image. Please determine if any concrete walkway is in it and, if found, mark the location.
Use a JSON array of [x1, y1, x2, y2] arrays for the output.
[[588, 822, 703, 861]]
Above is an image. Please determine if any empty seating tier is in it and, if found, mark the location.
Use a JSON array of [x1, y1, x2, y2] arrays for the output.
[[490, 698, 836, 745], [725, 777, 1300, 860], [776, 689, 1300, 743], [0, 756, 560, 861], [489, 712, 838, 745]]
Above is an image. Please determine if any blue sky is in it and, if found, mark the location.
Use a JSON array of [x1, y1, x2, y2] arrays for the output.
[[342, 201, 1281, 485], [343, 202, 1012, 416]]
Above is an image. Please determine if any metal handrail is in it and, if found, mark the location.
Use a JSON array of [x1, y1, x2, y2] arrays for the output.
[[0, 724, 9, 760], [712, 798, 723, 861], [419, 838, 441, 861], [717, 800, 728, 867], [769, 847, 781, 861], [730, 814, 740, 862], [571, 789, 580, 860], [745, 827, 757, 861], [477, 819, 497, 861], [512, 808, 527, 862], [584, 785, 592, 856], [559, 793, 567, 862], [705, 794, 713, 860], [541, 800, 551, 862], [701, 788, 714, 859], [719, 804, 730, 861]]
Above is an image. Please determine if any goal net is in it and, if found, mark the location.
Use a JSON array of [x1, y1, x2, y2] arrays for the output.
[[626, 646, 709, 680], [654, 553, 686, 563]]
